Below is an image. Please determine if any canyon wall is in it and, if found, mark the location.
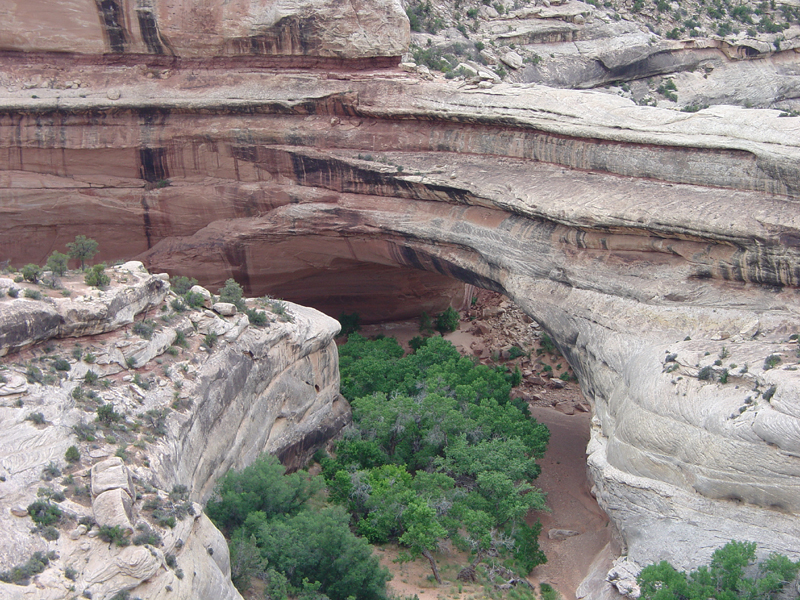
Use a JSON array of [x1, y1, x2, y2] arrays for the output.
[[0, 0, 408, 62], [2, 48, 800, 595], [0, 264, 347, 599]]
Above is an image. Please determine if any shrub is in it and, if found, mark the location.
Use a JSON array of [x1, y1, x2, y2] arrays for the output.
[[65, 445, 81, 463], [133, 373, 150, 390], [98, 525, 130, 547], [26, 365, 43, 384], [40, 525, 60, 540], [84, 370, 99, 384], [170, 298, 187, 312], [509, 345, 525, 359], [23, 288, 43, 300], [41, 461, 61, 481], [21, 263, 42, 283], [184, 291, 206, 308], [132, 321, 155, 340], [204, 332, 218, 348], [0, 551, 56, 585], [46, 251, 69, 276], [269, 300, 293, 322], [133, 523, 163, 547], [218, 278, 244, 309], [53, 357, 71, 371], [73, 422, 97, 442], [28, 499, 62, 526], [409, 336, 427, 352], [170, 275, 198, 295], [64, 566, 78, 581], [418, 311, 434, 335], [763, 354, 782, 370], [245, 308, 267, 327], [26, 412, 46, 425], [84, 352, 96, 364], [67, 235, 99, 271], [537, 333, 555, 355], [96, 403, 122, 425], [174, 330, 188, 348], [84, 263, 110, 288], [698, 365, 714, 380]]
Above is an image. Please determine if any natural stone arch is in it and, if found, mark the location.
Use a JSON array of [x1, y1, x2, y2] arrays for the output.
[[2, 74, 800, 576]]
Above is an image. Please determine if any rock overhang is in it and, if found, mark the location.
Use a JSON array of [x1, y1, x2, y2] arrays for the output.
[[1, 65, 800, 576]]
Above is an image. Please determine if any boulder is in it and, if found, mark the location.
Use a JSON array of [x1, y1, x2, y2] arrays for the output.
[[548, 528, 580, 540], [93, 488, 134, 531], [501, 51, 524, 69], [91, 457, 135, 499], [213, 302, 238, 316]]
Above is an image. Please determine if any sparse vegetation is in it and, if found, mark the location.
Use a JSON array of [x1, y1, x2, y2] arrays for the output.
[[98, 525, 131, 547], [219, 278, 245, 310], [170, 275, 198, 295], [84, 263, 110, 288]]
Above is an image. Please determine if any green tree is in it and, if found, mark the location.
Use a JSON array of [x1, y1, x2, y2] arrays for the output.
[[46, 251, 69, 276], [21, 263, 42, 283], [84, 263, 110, 288], [67, 235, 99, 271], [435, 306, 460, 333], [206, 454, 322, 533], [398, 500, 447, 584], [243, 506, 390, 600], [327, 334, 551, 579]]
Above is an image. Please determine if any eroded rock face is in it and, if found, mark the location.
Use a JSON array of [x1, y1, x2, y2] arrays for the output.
[[0, 269, 346, 599], [0, 0, 408, 61], [1, 55, 800, 589]]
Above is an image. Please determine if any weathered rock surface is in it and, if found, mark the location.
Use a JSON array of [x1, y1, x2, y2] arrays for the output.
[[0, 265, 169, 356], [1, 22, 800, 598], [0, 269, 347, 600], [0, 0, 408, 61]]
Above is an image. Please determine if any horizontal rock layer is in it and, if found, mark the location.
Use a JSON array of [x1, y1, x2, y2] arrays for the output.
[[0, 0, 409, 59], [2, 67, 800, 580]]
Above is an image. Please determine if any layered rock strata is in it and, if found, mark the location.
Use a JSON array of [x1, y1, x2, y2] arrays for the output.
[[0, 0, 408, 62], [0, 263, 346, 599], [1, 63, 800, 589]]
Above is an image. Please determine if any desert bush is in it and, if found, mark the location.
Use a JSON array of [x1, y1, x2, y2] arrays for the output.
[[219, 278, 244, 309], [98, 525, 130, 547], [84, 263, 109, 288], [28, 499, 62, 526], [132, 321, 155, 340], [170, 275, 198, 295], [65, 445, 81, 463], [26, 412, 46, 425], [21, 263, 42, 283], [184, 291, 206, 308], [53, 357, 71, 371], [338, 312, 361, 337]]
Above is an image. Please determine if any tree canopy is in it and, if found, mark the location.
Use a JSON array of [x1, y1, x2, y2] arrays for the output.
[[324, 334, 550, 581], [638, 541, 800, 600]]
